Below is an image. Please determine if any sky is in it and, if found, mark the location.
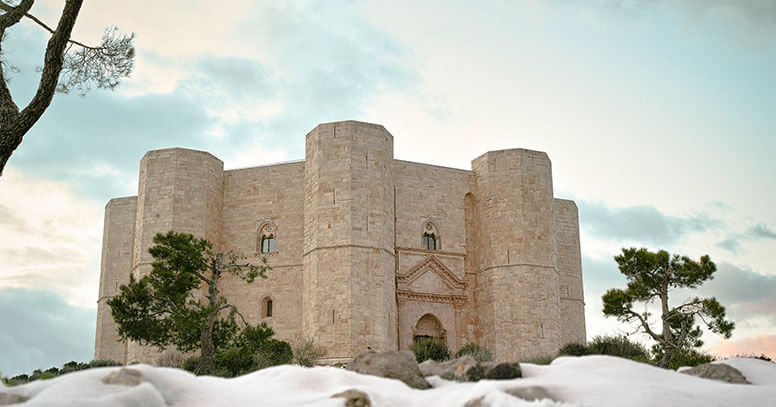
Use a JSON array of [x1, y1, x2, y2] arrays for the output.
[[1, 0, 775, 377]]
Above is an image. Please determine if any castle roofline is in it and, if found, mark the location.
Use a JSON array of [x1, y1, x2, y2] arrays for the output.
[[305, 120, 391, 138], [393, 159, 471, 174], [471, 148, 550, 165], [142, 147, 223, 164], [225, 159, 305, 174], [105, 196, 137, 208]]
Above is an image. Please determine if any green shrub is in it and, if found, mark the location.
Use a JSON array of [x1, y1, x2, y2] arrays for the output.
[[214, 347, 254, 377], [559, 342, 590, 356], [8, 374, 29, 386], [293, 338, 326, 367], [410, 337, 450, 363], [88, 359, 121, 368], [520, 354, 556, 365], [185, 324, 294, 377], [63, 361, 80, 370], [658, 347, 715, 370], [255, 339, 293, 368], [454, 343, 492, 362], [587, 335, 651, 363], [183, 356, 200, 373]]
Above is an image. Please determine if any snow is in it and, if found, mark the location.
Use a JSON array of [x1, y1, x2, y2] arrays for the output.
[[2, 356, 774, 406]]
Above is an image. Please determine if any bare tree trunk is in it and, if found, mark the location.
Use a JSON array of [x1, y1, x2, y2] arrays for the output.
[[197, 261, 221, 375], [658, 280, 674, 368], [198, 308, 216, 375], [0, 0, 83, 175]]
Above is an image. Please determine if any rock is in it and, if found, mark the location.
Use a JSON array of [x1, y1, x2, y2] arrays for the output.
[[331, 389, 371, 407], [101, 368, 144, 386], [0, 392, 28, 406], [463, 395, 486, 407], [419, 355, 484, 382], [504, 386, 557, 402], [463, 386, 557, 407], [481, 361, 521, 380], [681, 362, 750, 384], [346, 351, 431, 390]]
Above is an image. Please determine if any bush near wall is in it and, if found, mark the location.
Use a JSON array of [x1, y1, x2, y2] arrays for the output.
[[410, 338, 450, 363], [559, 335, 651, 363], [2, 360, 121, 386], [454, 343, 493, 362]]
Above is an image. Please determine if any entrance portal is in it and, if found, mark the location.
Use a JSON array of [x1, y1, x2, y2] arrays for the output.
[[413, 313, 446, 343]]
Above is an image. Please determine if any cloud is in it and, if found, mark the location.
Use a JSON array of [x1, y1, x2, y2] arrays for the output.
[[748, 224, 776, 240], [0, 169, 102, 309], [695, 262, 776, 326], [0, 289, 96, 378], [585, 0, 776, 26], [716, 223, 776, 253], [4, 2, 415, 201], [578, 201, 721, 246]]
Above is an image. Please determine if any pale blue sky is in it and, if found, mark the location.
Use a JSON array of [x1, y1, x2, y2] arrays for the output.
[[1, 0, 775, 376]]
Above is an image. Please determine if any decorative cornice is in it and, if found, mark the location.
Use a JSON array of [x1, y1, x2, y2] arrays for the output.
[[479, 263, 556, 273], [397, 247, 465, 258], [397, 255, 466, 290], [397, 290, 468, 305], [303, 244, 395, 258]]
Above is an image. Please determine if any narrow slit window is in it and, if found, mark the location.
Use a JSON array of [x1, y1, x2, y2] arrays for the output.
[[263, 297, 273, 318]]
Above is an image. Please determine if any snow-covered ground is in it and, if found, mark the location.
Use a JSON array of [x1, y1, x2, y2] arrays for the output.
[[2, 356, 774, 406]]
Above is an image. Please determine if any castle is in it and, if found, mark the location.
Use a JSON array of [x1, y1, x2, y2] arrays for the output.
[[94, 120, 585, 364]]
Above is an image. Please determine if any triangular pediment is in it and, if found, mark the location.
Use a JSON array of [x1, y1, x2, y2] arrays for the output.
[[397, 255, 466, 291]]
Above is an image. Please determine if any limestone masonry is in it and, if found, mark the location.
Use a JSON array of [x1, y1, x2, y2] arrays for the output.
[[95, 120, 585, 364]]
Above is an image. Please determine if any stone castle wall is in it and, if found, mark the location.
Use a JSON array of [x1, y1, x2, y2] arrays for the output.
[[95, 120, 585, 364], [218, 161, 306, 343], [552, 199, 587, 346], [94, 197, 136, 362]]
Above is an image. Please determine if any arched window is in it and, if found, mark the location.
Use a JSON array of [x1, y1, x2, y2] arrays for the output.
[[262, 296, 273, 318], [257, 221, 277, 254], [261, 236, 275, 253], [422, 221, 439, 251]]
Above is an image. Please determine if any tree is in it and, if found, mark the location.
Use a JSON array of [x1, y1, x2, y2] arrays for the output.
[[0, 0, 134, 175], [602, 248, 734, 368], [108, 231, 269, 375]]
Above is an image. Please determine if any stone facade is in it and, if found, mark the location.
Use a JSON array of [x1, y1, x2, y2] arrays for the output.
[[94, 120, 585, 364]]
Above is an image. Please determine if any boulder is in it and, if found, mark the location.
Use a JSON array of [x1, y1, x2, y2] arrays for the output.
[[419, 355, 484, 382], [101, 368, 144, 386], [331, 389, 370, 407], [503, 386, 557, 402], [481, 361, 521, 380], [0, 392, 28, 406], [346, 351, 431, 390], [681, 362, 750, 384]]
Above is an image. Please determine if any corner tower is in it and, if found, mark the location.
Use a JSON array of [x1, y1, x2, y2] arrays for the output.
[[94, 196, 137, 362], [303, 121, 398, 360], [472, 149, 561, 360], [127, 147, 224, 363]]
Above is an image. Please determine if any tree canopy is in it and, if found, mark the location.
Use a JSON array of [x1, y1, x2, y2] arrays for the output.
[[0, 0, 134, 175], [602, 248, 734, 368], [108, 231, 269, 375]]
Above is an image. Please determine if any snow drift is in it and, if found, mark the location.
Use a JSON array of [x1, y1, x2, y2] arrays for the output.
[[2, 356, 774, 406]]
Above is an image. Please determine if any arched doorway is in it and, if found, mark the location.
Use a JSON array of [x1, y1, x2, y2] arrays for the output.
[[413, 313, 446, 343]]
